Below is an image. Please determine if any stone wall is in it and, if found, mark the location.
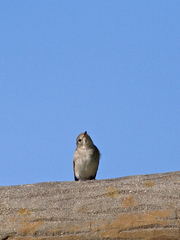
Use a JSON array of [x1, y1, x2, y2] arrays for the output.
[[0, 171, 180, 240]]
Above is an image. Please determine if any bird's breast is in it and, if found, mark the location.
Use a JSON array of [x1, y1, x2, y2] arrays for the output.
[[74, 147, 98, 179]]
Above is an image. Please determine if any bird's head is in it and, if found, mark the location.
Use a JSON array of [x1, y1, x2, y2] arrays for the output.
[[76, 131, 94, 148]]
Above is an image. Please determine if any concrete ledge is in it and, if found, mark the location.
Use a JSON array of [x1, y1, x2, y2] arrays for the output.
[[0, 171, 180, 240]]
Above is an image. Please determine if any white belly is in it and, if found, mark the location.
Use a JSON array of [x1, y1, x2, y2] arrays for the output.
[[74, 149, 98, 180]]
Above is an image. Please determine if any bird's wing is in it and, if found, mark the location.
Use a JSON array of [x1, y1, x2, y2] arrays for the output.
[[73, 154, 79, 181], [91, 145, 100, 179]]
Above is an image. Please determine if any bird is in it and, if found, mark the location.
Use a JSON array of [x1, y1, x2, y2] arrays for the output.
[[73, 131, 100, 181]]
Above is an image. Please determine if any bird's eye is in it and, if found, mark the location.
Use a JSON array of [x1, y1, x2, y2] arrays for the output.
[[78, 139, 82, 142]]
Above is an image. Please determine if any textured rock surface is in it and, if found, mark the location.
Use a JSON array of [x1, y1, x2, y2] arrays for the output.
[[0, 171, 180, 240]]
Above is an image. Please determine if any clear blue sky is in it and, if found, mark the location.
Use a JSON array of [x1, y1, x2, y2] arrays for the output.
[[1, 1, 179, 186]]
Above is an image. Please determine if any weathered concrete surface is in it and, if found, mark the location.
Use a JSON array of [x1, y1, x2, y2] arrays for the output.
[[0, 171, 180, 240]]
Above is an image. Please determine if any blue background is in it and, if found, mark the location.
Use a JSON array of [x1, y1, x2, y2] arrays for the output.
[[1, 1, 179, 186]]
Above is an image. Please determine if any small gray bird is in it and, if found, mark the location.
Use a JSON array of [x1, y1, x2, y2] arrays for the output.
[[73, 131, 100, 181]]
